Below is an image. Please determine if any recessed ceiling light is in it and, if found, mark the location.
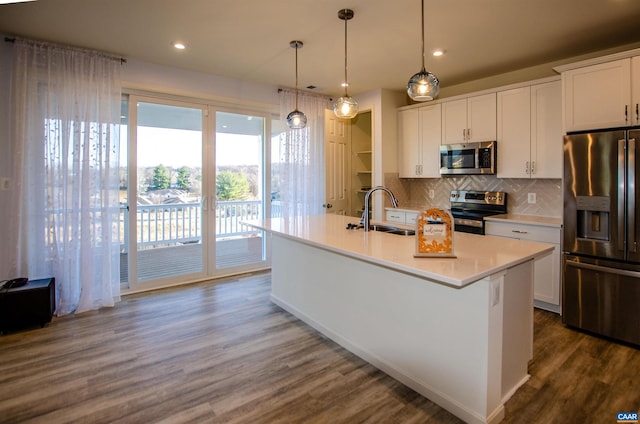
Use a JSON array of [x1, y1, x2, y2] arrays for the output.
[[432, 50, 445, 57], [173, 42, 186, 50]]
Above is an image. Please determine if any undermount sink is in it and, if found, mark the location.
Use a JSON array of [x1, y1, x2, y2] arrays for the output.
[[385, 228, 416, 236], [347, 223, 416, 236]]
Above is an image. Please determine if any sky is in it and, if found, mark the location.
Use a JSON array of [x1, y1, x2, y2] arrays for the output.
[[125, 126, 262, 168]]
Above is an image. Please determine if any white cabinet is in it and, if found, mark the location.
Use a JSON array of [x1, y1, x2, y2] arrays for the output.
[[562, 58, 636, 132], [398, 104, 441, 178], [385, 209, 418, 225], [497, 80, 562, 178], [632, 56, 640, 123], [485, 220, 561, 313], [442, 93, 496, 144]]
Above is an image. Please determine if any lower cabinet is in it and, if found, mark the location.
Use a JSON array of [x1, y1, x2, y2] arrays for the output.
[[386, 209, 418, 226], [485, 220, 561, 313]]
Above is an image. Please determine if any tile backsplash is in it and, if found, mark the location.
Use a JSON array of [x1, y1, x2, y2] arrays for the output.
[[384, 173, 562, 218]]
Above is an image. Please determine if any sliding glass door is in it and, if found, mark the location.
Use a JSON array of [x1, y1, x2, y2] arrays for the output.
[[120, 95, 269, 291], [214, 111, 267, 271], [125, 98, 206, 289]]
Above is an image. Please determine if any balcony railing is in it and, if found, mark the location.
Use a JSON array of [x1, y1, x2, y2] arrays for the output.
[[120, 200, 277, 252]]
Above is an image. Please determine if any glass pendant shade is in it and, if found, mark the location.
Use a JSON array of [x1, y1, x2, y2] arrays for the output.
[[286, 40, 307, 129], [333, 95, 358, 119], [286, 109, 307, 129], [334, 9, 358, 119], [407, 68, 440, 101], [407, 0, 440, 102]]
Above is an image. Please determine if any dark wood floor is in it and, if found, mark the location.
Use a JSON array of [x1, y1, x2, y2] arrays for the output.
[[1, 272, 638, 423]]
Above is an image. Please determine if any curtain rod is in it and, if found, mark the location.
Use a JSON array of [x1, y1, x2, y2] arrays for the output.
[[4, 36, 127, 64]]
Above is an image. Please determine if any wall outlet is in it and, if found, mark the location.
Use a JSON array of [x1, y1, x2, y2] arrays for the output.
[[0, 177, 9, 191], [428, 189, 435, 199], [527, 193, 537, 204]]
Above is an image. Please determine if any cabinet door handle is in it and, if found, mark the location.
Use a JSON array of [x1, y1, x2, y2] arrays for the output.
[[467, 128, 471, 140], [530, 161, 535, 175], [462, 129, 466, 139], [512, 230, 528, 234], [636, 103, 639, 124], [525, 161, 529, 175], [625, 104, 629, 123]]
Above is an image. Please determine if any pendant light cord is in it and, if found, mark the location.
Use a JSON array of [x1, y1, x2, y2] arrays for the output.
[[420, 0, 426, 72], [295, 43, 299, 110], [343, 9, 349, 96]]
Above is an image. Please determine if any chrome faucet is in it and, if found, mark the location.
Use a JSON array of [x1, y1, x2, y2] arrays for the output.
[[361, 186, 399, 231]]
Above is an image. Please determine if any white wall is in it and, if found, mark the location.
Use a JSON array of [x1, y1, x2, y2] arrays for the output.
[[0, 41, 15, 278], [122, 58, 279, 113]]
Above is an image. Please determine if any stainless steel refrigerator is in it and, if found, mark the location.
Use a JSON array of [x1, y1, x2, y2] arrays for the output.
[[563, 129, 640, 346]]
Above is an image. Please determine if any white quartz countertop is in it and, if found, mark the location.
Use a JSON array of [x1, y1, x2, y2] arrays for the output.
[[484, 214, 562, 228], [246, 214, 554, 288]]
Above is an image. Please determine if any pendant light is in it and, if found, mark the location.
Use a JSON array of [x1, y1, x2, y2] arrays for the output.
[[286, 40, 307, 129], [333, 8, 358, 119], [407, 0, 440, 101]]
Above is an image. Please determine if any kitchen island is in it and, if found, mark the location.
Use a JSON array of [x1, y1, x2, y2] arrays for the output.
[[247, 214, 553, 424]]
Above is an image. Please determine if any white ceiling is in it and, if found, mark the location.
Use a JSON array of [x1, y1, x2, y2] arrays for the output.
[[1, 0, 640, 98]]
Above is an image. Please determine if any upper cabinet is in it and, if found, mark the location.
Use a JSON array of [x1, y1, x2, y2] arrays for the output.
[[497, 80, 562, 178], [633, 56, 640, 123], [442, 93, 496, 144], [562, 58, 637, 132], [398, 104, 441, 178]]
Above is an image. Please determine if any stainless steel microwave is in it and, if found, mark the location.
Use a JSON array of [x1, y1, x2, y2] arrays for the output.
[[439, 141, 496, 175]]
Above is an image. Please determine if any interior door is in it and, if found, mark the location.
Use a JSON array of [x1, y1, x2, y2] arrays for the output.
[[324, 109, 351, 215]]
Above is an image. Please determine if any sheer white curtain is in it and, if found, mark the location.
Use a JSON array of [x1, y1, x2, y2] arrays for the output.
[[276, 89, 330, 217], [7, 39, 122, 315]]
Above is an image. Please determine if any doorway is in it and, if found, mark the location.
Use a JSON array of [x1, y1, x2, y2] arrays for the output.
[[120, 95, 269, 292], [324, 110, 372, 217], [214, 111, 267, 271]]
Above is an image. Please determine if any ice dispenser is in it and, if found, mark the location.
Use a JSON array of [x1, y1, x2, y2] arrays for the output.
[[576, 195, 610, 241]]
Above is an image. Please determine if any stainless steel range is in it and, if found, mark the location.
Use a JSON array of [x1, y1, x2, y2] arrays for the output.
[[449, 190, 507, 235]]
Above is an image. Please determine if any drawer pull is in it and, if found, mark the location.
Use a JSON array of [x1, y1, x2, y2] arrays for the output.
[[512, 230, 528, 234]]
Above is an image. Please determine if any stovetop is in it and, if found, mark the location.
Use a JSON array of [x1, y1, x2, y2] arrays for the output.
[[450, 190, 507, 215], [449, 190, 507, 234]]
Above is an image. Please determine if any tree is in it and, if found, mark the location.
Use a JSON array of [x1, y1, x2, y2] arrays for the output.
[[151, 164, 171, 190], [216, 171, 250, 200], [176, 166, 191, 191]]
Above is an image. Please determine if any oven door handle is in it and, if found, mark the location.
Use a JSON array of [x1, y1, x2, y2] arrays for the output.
[[565, 257, 640, 278]]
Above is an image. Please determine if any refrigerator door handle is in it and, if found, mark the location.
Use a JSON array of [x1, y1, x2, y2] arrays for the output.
[[629, 137, 637, 253], [565, 257, 640, 278], [618, 138, 626, 252]]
